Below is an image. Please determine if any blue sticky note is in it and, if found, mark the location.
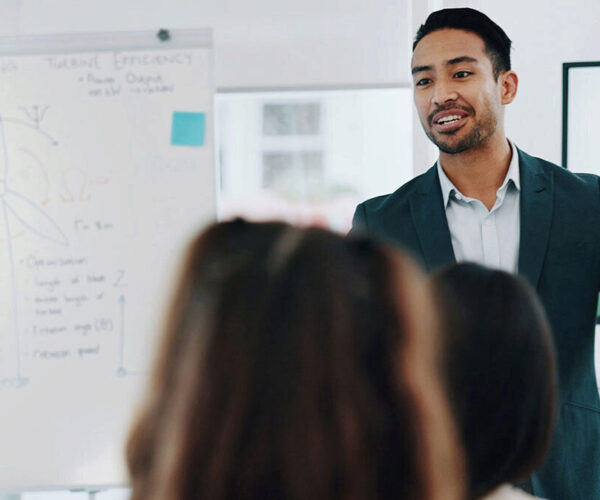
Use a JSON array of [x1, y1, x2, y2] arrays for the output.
[[171, 111, 205, 146]]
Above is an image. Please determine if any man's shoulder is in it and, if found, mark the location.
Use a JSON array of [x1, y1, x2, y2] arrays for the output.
[[357, 166, 436, 213], [519, 149, 600, 192], [350, 167, 437, 240]]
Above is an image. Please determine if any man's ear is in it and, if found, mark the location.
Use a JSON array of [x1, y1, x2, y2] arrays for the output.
[[501, 70, 518, 104]]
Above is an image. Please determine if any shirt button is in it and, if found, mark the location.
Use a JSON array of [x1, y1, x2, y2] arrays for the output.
[[484, 218, 492, 226], [454, 193, 462, 201]]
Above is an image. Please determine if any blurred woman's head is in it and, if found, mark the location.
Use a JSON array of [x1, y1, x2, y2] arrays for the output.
[[431, 263, 557, 499], [127, 219, 463, 500]]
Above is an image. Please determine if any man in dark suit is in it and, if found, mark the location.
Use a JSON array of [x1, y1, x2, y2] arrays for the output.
[[351, 8, 600, 500]]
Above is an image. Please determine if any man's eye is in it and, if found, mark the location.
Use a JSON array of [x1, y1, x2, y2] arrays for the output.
[[455, 71, 471, 78], [415, 78, 431, 86]]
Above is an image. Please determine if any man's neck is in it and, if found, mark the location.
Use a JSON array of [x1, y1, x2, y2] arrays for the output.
[[439, 134, 512, 211]]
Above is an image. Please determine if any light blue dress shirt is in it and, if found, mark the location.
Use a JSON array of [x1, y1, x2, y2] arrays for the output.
[[436, 141, 521, 272]]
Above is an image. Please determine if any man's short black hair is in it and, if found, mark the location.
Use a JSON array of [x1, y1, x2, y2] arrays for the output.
[[413, 8, 512, 79]]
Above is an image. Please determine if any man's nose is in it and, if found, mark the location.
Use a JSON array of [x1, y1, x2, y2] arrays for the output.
[[432, 80, 458, 105]]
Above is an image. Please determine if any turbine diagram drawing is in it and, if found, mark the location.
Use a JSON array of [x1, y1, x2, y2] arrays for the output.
[[0, 109, 67, 388]]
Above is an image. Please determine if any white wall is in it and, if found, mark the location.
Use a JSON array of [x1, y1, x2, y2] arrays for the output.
[[1, 0, 411, 89], [2, 0, 597, 174]]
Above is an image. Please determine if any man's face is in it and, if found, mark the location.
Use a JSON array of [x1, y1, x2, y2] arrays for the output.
[[411, 29, 504, 154]]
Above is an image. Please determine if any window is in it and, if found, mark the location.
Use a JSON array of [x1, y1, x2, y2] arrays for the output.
[[216, 87, 413, 233], [262, 103, 321, 136]]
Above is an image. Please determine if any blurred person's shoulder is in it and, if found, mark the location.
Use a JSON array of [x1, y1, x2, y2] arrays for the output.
[[481, 484, 546, 500]]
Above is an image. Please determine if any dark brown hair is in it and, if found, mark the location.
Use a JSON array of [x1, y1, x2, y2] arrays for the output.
[[127, 219, 463, 500], [413, 8, 512, 79], [431, 263, 557, 499]]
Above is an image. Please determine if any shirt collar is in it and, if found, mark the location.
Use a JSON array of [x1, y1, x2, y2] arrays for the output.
[[437, 140, 521, 207]]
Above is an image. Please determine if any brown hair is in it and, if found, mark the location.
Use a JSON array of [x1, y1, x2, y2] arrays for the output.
[[127, 219, 463, 500], [432, 263, 557, 499]]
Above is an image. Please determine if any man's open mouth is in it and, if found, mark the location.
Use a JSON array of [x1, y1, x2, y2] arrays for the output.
[[437, 115, 462, 125], [432, 111, 468, 132]]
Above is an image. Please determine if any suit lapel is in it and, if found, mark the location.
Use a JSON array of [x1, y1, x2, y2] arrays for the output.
[[517, 149, 554, 288], [409, 166, 456, 272]]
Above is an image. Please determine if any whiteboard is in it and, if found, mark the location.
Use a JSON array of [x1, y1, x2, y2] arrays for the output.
[[563, 62, 600, 174], [0, 30, 215, 490]]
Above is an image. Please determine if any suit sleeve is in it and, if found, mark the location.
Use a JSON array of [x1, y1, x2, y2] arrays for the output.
[[348, 203, 368, 237]]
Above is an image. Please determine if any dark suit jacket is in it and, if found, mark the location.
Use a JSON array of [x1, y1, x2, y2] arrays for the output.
[[351, 148, 600, 500]]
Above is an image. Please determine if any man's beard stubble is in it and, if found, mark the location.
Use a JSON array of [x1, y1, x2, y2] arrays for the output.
[[426, 126, 486, 154]]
